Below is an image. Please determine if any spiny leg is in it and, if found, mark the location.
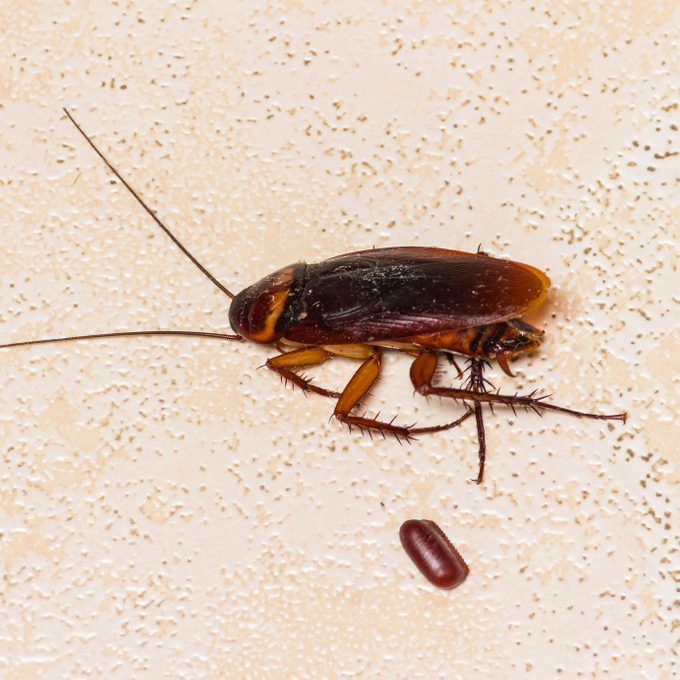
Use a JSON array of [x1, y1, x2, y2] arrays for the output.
[[334, 350, 401, 437], [409, 409, 474, 436], [410, 351, 626, 422], [334, 349, 473, 441], [445, 352, 464, 380], [468, 358, 487, 484], [266, 347, 340, 398]]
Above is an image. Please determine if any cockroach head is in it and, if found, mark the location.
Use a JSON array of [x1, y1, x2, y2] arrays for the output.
[[228, 264, 304, 343]]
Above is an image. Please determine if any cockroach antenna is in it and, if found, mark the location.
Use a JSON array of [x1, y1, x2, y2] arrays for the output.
[[62, 108, 235, 300], [0, 110, 244, 353]]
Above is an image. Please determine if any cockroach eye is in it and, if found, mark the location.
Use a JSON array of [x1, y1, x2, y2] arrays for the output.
[[399, 519, 469, 590]]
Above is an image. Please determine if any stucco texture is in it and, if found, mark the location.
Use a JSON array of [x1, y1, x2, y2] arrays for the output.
[[0, 1, 677, 678]]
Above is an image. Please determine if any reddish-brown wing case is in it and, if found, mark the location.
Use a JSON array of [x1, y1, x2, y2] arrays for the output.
[[282, 247, 550, 345]]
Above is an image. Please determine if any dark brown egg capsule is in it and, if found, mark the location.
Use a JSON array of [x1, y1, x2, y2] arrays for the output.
[[399, 519, 469, 589]]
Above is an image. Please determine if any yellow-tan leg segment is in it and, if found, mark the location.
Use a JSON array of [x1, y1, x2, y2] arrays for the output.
[[266, 347, 340, 398], [333, 351, 384, 429], [334, 349, 474, 441]]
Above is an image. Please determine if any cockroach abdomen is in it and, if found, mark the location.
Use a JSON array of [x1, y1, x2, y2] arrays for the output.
[[399, 519, 469, 590]]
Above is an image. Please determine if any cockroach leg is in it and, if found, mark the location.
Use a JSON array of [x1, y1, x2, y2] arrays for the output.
[[407, 408, 474, 436], [266, 347, 341, 398], [471, 403, 486, 483], [333, 350, 472, 440], [410, 351, 627, 422], [468, 359, 487, 484], [334, 350, 402, 435], [445, 353, 464, 380]]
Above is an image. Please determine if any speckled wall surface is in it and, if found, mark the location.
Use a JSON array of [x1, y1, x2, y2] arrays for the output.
[[0, 1, 677, 678]]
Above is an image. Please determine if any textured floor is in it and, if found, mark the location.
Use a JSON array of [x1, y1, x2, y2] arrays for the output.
[[0, 2, 677, 677]]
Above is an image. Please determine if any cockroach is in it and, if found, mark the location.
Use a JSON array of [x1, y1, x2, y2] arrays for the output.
[[0, 109, 626, 483], [399, 519, 469, 590]]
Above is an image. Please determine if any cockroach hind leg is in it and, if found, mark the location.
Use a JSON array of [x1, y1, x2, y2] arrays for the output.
[[407, 408, 474, 436], [511, 392, 627, 422], [465, 359, 487, 483], [470, 402, 486, 484], [413, 361, 626, 423]]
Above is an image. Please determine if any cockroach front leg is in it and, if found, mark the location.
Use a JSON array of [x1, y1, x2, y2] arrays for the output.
[[334, 350, 473, 441], [410, 351, 626, 423], [266, 347, 341, 398]]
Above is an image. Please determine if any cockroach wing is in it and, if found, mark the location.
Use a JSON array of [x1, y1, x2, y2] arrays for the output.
[[283, 247, 550, 345]]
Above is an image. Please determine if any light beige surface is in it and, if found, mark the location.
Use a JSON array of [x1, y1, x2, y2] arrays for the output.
[[0, 1, 677, 678]]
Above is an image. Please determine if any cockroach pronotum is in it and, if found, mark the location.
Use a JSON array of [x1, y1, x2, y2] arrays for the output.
[[0, 109, 626, 483]]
